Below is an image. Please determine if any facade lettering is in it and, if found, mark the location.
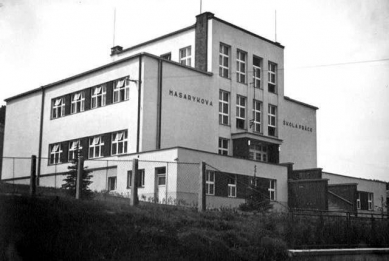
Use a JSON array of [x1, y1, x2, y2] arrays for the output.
[[168, 89, 213, 107], [283, 119, 313, 133]]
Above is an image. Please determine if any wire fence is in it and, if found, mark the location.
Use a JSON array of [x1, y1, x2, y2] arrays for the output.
[[0, 156, 200, 208], [287, 209, 389, 249]]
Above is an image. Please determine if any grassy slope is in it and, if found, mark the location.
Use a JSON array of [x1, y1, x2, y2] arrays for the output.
[[0, 194, 289, 261]]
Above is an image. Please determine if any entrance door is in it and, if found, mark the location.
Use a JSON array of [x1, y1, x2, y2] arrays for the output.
[[155, 167, 166, 203]]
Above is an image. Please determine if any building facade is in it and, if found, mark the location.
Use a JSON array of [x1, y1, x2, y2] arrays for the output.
[[3, 12, 384, 212]]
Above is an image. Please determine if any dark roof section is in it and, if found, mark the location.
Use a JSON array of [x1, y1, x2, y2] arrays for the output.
[[212, 17, 284, 49], [5, 53, 212, 102], [111, 25, 196, 56], [284, 96, 319, 110]]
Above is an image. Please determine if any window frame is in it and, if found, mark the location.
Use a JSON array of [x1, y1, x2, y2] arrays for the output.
[[179, 46, 192, 66], [236, 50, 247, 84], [108, 176, 117, 191], [71, 91, 85, 114], [248, 143, 268, 162], [236, 95, 246, 129], [268, 62, 277, 93], [368, 193, 373, 210], [228, 175, 237, 198], [357, 192, 361, 209], [206, 170, 215, 195], [127, 169, 145, 189], [252, 100, 262, 133], [111, 130, 128, 155], [52, 97, 65, 119], [218, 137, 229, 156], [68, 140, 82, 162], [156, 167, 166, 186], [113, 77, 130, 103], [219, 43, 230, 78], [269, 179, 276, 200], [219, 90, 229, 125], [160, 52, 172, 60], [253, 56, 262, 88], [268, 104, 277, 137], [49, 143, 62, 165], [88, 135, 104, 159], [91, 84, 107, 109]]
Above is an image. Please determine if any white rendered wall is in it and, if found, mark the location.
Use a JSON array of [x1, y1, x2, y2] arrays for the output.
[[176, 147, 289, 211], [323, 172, 387, 214], [279, 99, 317, 168], [2, 92, 42, 180], [40, 59, 140, 176], [159, 61, 215, 152]]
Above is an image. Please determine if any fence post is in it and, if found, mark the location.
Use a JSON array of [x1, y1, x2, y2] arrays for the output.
[[198, 161, 206, 212], [30, 155, 37, 196], [346, 212, 351, 247], [130, 159, 139, 206], [76, 156, 84, 199]]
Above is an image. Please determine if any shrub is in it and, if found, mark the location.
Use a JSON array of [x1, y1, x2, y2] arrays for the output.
[[257, 236, 289, 261]]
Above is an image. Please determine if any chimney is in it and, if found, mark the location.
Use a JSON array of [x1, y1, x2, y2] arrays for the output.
[[111, 45, 123, 56], [195, 12, 214, 72]]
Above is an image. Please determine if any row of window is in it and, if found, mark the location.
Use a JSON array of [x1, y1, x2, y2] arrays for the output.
[[219, 90, 277, 136], [49, 130, 128, 164], [52, 77, 130, 119], [206, 170, 276, 200], [160, 46, 192, 67], [219, 43, 277, 93], [108, 168, 276, 201], [218, 138, 270, 163]]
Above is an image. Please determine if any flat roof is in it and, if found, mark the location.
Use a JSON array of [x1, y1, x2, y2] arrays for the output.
[[323, 171, 388, 184], [114, 12, 284, 57], [284, 96, 319, 110], [114, 25, 196, 56]]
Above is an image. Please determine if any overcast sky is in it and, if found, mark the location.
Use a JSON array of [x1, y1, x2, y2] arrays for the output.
[[1, 0, 388, 182]]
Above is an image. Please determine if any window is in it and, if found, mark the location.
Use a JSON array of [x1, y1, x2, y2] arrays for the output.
[[368, 193, 373, 210], [52, 97, 65, 119], [127, 169, 145, 188], [91, 85, 106, 108], [268, 62, 277, 93], [113, 77, 129, 103], [268, 104, 277, 137], [252, 100, 262, 133], [179, 46, 191, 66], [248, 143, 268, 162], [358, 191, 374, 211], [89, 136, 104, 159], [160, 53, 171, 60], [206, 170, 215, 195], [219, 90, 229, 125], [50, 143, 62, 164], [219, 43, 230, 78], [68, 140, 82, 161], [111, 130, 128, 155], [108, 177, 117, 191], [253, 56, 262, 88], [228, 175, 237, 197], [269, 180, 276, 200], [236, 95, 246, 129], [236, 50, 247, 83], [71, 91, 85, 114], [218, 137, 229, 155], [156, 167, 166, 185]]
